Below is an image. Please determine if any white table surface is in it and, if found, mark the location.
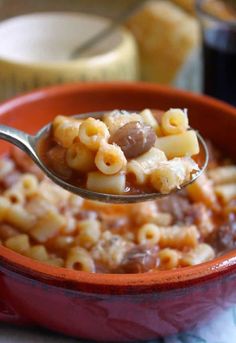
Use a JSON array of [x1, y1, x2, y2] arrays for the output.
[[1, 305, 236, 343]]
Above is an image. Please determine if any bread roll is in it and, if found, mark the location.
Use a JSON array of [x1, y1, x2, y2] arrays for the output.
[[171, 0, 195, 14], [126, 0, 200, 84]]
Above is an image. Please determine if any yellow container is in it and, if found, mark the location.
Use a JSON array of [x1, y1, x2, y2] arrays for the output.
[[0, 12, 139, 100]]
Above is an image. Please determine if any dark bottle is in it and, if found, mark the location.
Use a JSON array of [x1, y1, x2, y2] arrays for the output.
[[203, 26, 236, 106]]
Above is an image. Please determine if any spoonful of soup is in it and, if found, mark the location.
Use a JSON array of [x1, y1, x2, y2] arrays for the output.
[[0, 108, 208, 203]]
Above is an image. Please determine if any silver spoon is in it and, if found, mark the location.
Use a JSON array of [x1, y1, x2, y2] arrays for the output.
[[0, 111, 209, 204]]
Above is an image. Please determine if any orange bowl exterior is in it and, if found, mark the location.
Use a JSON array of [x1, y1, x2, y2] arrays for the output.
[[1, 82, 236, 341]]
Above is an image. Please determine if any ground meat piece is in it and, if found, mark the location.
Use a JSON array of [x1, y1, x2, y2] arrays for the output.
[[91, 231, 133, 270], [95, 263, 111, 274], [116, 245, 159, 273], [76, 210, 98, 221], [46, 236, 74, 258], [156, 193, 192, 223], [208, 213, 236, 253]]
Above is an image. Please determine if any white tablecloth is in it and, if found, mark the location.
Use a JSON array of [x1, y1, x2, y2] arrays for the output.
[[0, 305, 236, 342]]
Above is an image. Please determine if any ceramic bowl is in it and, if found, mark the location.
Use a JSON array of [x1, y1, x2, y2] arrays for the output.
[[0, 82, 236, 342]]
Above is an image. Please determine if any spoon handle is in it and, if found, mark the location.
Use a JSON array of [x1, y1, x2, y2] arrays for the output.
[[0, 125, 34, 155]]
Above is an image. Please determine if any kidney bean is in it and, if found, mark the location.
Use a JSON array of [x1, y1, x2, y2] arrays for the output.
[[117, 245, 159, 273], [208, 213, 236, 253], [109, 121, 156, 159]]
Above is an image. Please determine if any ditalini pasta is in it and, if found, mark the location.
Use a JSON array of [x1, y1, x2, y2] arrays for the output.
[[155, 130, 200, 159], [127, 147, 167, 185], [150, 157, 198, 194], [86, 172, 126, 194], [161, 108, 189, 135], [78, 118, 110, 151], [39, 108, 200, 196], [53, 115, 82, 148], [66, 140, 95, 172], [0, 140, 235, 273]]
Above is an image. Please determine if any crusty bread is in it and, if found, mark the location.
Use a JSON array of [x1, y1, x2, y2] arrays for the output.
[[126, 0, 200, 84], [172, 0, 236, 18], [171, 0, 195, 14]]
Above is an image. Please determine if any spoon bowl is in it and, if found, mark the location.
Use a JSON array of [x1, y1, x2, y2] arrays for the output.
[[0, 111, 209, 203]]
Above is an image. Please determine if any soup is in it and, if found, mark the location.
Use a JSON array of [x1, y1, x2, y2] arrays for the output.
[[38, 109, 200, 196], [0, 138, 235, 273]]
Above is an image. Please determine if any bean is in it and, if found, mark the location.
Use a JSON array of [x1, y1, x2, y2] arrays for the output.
[[117, 245, 158, 273], [109, 121, 156, 159]]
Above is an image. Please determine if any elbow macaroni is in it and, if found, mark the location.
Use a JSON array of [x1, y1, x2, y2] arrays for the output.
[[103, 110, 142, 134], [66, 141, 95, 172], [65, 247, 95, 272], [41, 108, 201, 196], [79, 117, 110, 151], [20, 174, 39, 197], [158, 248, 180, 270], [208, 166, 236, 185], [95, 141, 126, 175], [1, 108, 230, 274], [180, 243, 215, 266], [53, 115, 82, 148], [161, 108, 189, 135], [187, 173, 219, 210], [158, 225, 200, 249], [26, 245, 49, 262], [5, 204, 36, 231], [140, 109, 160, 133], [0, 139, 235, 273], [137, 223, 160, 245], [77, 219, 101, 248], [5, 234, 30, 254], [4, 185, 25, 205], [214, 184, 236, 203], [30, 209, 66, 243], [127, 147, 167, 185]]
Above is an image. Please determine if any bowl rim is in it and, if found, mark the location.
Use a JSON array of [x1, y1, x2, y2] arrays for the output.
[[1, 81, 236, 294]]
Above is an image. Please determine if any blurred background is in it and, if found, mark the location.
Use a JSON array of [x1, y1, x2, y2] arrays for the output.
[[0, 0, 234, 105]]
